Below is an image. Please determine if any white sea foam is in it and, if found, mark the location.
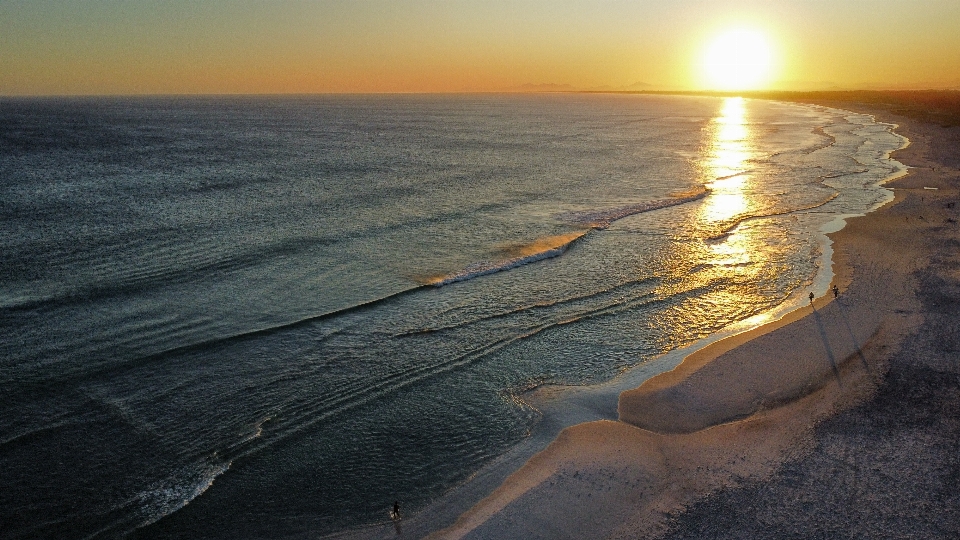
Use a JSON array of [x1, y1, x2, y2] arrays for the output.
[[133, 460, 231, 531]]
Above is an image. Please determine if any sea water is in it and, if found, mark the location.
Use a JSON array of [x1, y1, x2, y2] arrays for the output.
[[0, 94, 905, 538]]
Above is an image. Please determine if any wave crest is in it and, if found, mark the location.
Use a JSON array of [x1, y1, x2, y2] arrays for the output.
[[558, 187, 708, 229], [424, 190, 709, 287], [424, 231, 588, 287]]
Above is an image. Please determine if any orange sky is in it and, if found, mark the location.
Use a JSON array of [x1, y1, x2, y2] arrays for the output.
[[2, 0, 960, 95]]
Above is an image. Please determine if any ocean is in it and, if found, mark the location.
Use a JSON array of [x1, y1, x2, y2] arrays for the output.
[[0, 94, 905, 538]]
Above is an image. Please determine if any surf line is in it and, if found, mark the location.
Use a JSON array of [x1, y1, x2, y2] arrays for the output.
[[424, 188, 709, 287], [424, 231, 589, 287]]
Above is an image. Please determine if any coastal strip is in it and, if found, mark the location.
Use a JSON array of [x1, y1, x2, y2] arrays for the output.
[[421, 100, 960, 538], [427, 261, 898, 540]]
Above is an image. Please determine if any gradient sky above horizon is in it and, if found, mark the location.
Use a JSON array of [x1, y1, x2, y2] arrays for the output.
[[2, 0, 960, 95]]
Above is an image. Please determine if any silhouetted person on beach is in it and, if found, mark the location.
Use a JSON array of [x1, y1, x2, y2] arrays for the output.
[[391, 500, 402, 535], [832, 285, 840, 298], [809, 292, 814, 303]]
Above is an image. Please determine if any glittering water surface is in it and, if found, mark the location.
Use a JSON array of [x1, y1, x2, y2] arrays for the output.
[[0, 94, 904, 538]]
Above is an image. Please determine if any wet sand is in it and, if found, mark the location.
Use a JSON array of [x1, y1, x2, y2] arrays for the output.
[[424, 97, 960, 539]]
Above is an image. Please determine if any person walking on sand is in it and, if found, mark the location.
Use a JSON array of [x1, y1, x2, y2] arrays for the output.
[[392, 501, 400, 520], [832, 285, 840, 298], [809, 292, 815, 303]]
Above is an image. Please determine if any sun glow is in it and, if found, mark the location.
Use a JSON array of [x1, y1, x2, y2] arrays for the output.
[[701, 29, 775, 90]]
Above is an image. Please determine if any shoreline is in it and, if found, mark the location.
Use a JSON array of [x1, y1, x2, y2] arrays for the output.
[[331, 99, 927, 539], [655, 100, 960, 539], [422, 100, 959, 538], [424, 215, 896, 538]]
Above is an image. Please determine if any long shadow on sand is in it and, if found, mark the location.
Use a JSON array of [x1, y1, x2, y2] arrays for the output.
[[834, 298, 871, 372], [810, 305, 841, 384]]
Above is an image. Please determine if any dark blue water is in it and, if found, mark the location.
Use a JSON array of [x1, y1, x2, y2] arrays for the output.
[[0, 94, 904, 539]]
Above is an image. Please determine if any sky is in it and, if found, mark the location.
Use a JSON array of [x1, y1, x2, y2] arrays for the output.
[[2, 0, 960, 95]]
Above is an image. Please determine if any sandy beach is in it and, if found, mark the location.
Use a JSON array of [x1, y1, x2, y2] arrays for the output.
[[412, 94, 960, 539]]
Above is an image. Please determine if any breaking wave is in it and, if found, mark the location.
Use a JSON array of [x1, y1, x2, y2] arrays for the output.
[[424, 231, 588, 286], [558, 187, 709, 229], [425, 189, 709, 287]]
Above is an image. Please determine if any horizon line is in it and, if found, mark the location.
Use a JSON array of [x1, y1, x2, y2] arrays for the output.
[[3, 88, 960, 99]]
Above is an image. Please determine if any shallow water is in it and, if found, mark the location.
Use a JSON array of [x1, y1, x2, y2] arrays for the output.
[[0, 94, 905, 538]]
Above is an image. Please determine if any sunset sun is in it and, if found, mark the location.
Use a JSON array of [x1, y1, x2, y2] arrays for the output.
[[701, 28, 775, 90]]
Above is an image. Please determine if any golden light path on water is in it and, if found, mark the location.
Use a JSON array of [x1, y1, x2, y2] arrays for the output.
[[692, 97, 779, 328], [700, 97, 758, 268], [645, 96, 789, 349], [701, 97, 752, 224]]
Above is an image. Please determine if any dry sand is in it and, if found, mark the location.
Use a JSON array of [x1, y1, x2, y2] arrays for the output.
[[422, 100, 960, 539]]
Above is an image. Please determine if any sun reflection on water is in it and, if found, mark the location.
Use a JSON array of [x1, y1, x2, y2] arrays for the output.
[[646, 97, 814, 356], [700, 97, 754, 225], [644, 97, 779, 344], [697, 97, 769, 274]]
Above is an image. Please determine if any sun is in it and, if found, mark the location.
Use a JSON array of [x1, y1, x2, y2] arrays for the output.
[[701, 29, 775, 91]]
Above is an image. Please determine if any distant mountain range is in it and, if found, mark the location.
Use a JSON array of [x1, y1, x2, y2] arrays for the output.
[[514, 81, 664, 93]]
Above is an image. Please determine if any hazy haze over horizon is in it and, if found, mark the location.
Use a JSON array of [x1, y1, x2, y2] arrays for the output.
[[2, 1, 960, 96]]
